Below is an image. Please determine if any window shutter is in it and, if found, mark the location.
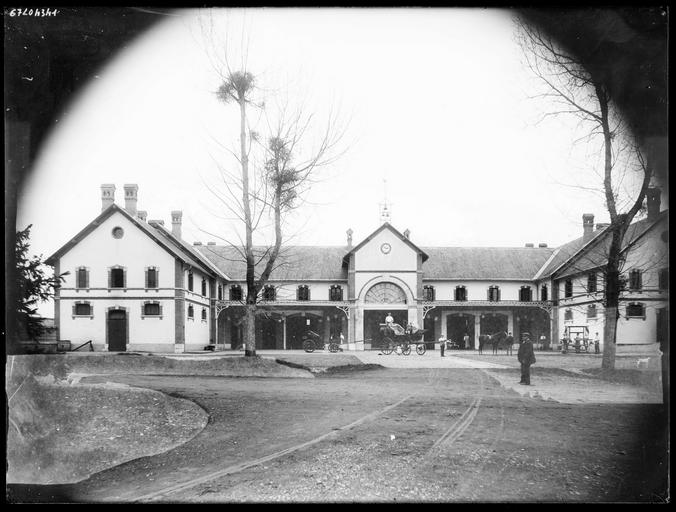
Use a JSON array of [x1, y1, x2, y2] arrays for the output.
[[159, 304, 163, 317], [123, 269, 127, 288], [108, 269, 112, 288], [145, 269, 149, 288]]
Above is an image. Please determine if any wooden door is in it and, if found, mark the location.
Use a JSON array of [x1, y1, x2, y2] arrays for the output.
[[108, 310, 127, 351]]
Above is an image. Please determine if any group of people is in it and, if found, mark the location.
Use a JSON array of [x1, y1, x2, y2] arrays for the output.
[[561, 332, 600, 354]]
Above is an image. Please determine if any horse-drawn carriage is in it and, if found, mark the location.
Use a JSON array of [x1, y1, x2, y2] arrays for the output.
[[560, 326, 591, 354], [379, 323, 427, 355], [302, 329, 341, 353]]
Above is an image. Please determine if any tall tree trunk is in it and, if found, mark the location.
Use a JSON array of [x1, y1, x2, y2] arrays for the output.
[[244, 304, 256, 357], [601, 227, 625, 370]]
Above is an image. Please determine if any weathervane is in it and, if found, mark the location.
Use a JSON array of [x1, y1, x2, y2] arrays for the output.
[[379, 178, 391, 224]]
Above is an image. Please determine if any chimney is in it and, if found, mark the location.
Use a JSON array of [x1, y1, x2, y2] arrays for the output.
[[538, 243, 548, 248], [582, 213, 594, 242], [346, 228, 353, 248], [137, 210, 147, 222], [647, 187, 661, 221], [403, 229, 410, 239], [171, 210, 183, 239], [123, 184, 138, 216], [525, 243, 534, 248], [595, 222, 609, 231], [101, 184, 116, 211]]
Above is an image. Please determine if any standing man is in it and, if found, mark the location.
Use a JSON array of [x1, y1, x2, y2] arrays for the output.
[[518, 335, 536, 385], [438, 335, 446, 357], [594, 332, 600, 354], [385, 312, 394, 326]]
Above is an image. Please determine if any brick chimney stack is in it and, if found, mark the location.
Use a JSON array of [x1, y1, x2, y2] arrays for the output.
[[101, 184, 116, 211], [582, 214, 594, 242], [647, 187, 661, 221], [171, 211, 183, 239], [123, 184, 138, 216], [137, 210, 148, 222]]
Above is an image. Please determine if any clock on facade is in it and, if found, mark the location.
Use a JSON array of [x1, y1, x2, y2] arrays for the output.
[[380, 243, 391, 254]]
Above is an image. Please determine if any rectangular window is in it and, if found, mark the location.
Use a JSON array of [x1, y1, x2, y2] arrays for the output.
[[188, 273, 194, 292], [74, 303, 92, 316], [455, 286, 467, 301], [628, 270, 642, 291], [626, 303, 645, 318], [143, 303, 161, 316], [110, 268, 125, 288], [564, 279, 573, 298], [201, 279, 207, 297], [564, 308, 573, 321], [587, 305, 597, 319], [587, 272, 597, 293], [218, 285, 223, 300], [146, 268, 158, 289], [230, 285, 242, 301], [658, 268, 668, 291], [423, 286, 435, 301], [76, 267, 89, 289], [329, 285, 343, 301], [201, 308, 207, 321], [519, 286, 532, 302], [297, 285, 310, 301], [187, 304, 194, 319], [263, 286, 276, 301], [540, 285, 548, 301], [488, 286, 500, 302]]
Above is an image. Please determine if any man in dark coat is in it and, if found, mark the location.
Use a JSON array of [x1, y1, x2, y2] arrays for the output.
[[517, 335, 536, 385]]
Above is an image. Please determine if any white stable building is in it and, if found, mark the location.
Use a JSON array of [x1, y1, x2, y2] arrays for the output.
[[46, 184, 668, 354]]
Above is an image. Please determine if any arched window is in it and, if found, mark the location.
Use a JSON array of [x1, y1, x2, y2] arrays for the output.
[[540, 285, 548, 301], [297, 285, 310, 301], [519, 286, 532, 302], [487, 286, 500, 302], [263, 285, 276, 301], [329, 285, 343, 301], [423, 285, 435, 301], [229, 285, 242, 301], [454, 286, 467, 301], [564, 279, 573, 298]]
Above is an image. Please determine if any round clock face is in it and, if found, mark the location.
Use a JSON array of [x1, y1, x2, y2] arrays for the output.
[[381, 243, 391, 254]]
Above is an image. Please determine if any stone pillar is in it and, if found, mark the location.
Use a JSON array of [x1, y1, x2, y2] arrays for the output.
[[474, 314, 481, 349]]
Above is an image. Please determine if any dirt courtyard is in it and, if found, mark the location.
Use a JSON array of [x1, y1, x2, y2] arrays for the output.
[[5, 352, 669, 503]]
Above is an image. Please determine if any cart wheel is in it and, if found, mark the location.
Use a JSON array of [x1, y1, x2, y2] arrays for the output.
[[302, 339, 315, 353], [382, 337, 394, 355], [416, 343, 426, 355], [329, 343, 340, 353], [402, 343, 411, 356]]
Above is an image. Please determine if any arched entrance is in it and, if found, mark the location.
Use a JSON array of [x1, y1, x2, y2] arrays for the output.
[[363, 281, 408, 348], [480, 313, 508, 336], [286, 313, 323, 349], [446, 313, 475, 348]]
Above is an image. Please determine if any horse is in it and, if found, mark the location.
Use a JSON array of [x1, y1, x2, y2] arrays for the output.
[[490, 331, 508, 355], [503, 333, 515, 356], [478, 334, 491, 354]]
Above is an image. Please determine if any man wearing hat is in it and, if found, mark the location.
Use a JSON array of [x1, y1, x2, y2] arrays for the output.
[[517, 334, 536, 385]]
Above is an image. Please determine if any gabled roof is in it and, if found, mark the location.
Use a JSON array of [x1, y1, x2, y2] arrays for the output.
[[45, 204, 220, 278], [533, 228, 608, 280], [343, 222, 429, 264], [421, 246, 555, 280], [551, 210, 668, 279], [196, 245, 349, 281]]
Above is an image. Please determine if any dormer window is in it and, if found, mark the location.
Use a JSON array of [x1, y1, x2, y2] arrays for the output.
[[329, 285, 343, 301], [423, 285, 435, 301], [519, 286, 532, 302], [488, 286, 500, 302], [454, 286, 467, 301], [540, 285, 548, 301], [262, 285, 276, 301], [297, 285, 310, 301], [230, 284, 243, 301]]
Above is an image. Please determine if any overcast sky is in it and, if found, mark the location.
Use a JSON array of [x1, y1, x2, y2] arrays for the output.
[[19, 7, 635, 271]]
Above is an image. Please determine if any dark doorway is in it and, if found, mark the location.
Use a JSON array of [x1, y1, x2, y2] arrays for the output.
[[257, 316, 278, 349], [286, 314, 322, 349], [423, 314, 436, 342], [363, 310, 407, 346], [230, 320, 243, 349], [446, 313, 475, 348], [108, 309, 127, 351], [480, 313, 508, 337]]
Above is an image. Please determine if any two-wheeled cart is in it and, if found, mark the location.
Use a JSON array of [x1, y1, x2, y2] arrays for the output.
[[379, 323, 427, 355]]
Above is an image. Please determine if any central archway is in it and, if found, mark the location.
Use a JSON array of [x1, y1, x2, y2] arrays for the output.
[[364, 282, 407, 304]]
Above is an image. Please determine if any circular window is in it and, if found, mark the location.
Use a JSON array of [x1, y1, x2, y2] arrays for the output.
[[380, 243, 391, 254], [112, 227, 124, 239]]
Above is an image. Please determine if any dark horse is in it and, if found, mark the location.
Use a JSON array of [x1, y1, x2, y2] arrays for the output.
[[489, 331, 508, 355], [478, 334, 491, 354]]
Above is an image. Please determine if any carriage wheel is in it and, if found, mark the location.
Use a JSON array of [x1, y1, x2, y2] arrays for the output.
[[416, 343, 426, 355], [328, 342, 340, 353], [402, 343, 411, 356], [302, 339, 315, 353], [381, 337, 394, 355]]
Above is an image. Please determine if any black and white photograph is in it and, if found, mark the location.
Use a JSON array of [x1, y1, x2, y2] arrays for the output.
[[5, 6, 669, 503]]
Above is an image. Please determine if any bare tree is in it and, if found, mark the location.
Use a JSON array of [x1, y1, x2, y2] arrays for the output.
[[198, 12, 347, 356], [515, 16, 653, 369]]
